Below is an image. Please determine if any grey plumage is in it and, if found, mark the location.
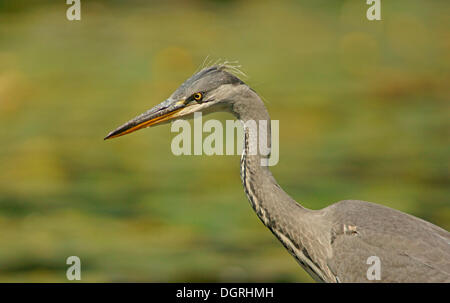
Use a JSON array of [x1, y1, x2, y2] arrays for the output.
[[106, 64, 450, 282]]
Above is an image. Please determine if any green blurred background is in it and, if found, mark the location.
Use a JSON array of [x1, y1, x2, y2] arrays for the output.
[[0, 0, 448, 282]]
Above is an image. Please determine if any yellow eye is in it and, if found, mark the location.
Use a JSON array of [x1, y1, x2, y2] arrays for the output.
[[193, 92, 203, 102]]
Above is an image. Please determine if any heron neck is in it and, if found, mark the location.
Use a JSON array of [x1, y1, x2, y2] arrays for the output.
[[230, 88, 310, 227], [229, 87, 331, 282]]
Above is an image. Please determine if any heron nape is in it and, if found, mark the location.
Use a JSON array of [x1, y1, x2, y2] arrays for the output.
[[105, 64, 449, 282]]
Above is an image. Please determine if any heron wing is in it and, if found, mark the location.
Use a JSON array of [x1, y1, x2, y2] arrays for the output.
[[322, 200, 450, 282]]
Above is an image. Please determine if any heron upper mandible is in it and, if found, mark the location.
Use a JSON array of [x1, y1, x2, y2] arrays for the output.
[[105, 64, 450, 282]]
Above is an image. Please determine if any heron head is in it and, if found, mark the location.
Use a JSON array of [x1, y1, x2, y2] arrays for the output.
[[104, 64, 246, 140]]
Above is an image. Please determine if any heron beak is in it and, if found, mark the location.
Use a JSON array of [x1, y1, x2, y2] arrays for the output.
[[104, 99, 185, 140]]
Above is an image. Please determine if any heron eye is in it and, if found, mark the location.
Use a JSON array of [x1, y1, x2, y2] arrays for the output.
[[193, 92, 203, 102]]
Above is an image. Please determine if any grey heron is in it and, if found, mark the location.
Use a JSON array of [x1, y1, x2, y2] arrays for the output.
[[105, 64, 450, 282]]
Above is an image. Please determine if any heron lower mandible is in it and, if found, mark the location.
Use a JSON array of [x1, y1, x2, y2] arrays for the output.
[[105, 64, 450, 282]]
